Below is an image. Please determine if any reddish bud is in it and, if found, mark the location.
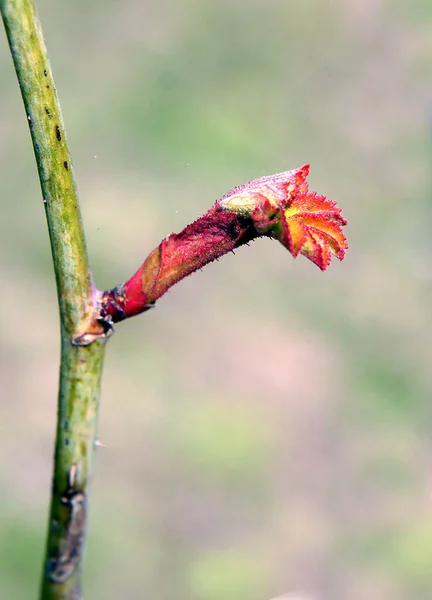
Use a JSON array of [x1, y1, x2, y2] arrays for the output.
[[73, 165, 347, 344]]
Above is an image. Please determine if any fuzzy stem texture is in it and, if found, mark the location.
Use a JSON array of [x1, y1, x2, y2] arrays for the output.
[[1, 1, 106, 598]]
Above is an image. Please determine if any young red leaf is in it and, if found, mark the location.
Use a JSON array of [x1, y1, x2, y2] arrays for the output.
[[219, 164, 348, 270]]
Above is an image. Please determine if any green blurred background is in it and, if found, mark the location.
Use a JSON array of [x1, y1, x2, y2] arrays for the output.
[[1, 1, 431, 598]]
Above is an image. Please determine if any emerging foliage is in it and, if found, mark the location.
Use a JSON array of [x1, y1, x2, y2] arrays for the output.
[[219, 164, 347, 270], [80, 165, 348, 342]]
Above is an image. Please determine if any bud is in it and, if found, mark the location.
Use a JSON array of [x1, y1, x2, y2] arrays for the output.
[[74, 165, 347, 344]]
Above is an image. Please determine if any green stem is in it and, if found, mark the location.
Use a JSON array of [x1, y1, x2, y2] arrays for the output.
[[1, 1, 106, 598]]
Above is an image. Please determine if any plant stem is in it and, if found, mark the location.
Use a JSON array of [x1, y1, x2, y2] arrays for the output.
[[1, 1, 106, 598]]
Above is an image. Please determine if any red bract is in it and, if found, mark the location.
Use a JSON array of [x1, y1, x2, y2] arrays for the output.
[[75, 165, 347, 343]]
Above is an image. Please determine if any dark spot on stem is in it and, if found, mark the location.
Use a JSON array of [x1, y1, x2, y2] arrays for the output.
[[46, 85, 50, 89], [55, 125, 61, 141], [65, 438, 70, 446], [64, 420, 69, 431], [80, 441, 87, 458], [64, 161, 69, 170], [44, 69, 48, 76]]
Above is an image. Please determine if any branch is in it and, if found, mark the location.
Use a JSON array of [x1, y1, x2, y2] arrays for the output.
[[1, 1, 106, 598], [1, 4, 349, 600]]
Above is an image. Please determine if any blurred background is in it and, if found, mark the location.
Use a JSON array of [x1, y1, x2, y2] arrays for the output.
[[0, 1, 431, 598]]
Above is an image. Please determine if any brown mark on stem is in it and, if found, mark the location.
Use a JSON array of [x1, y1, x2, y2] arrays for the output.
[[47, 465, 87, 584]]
